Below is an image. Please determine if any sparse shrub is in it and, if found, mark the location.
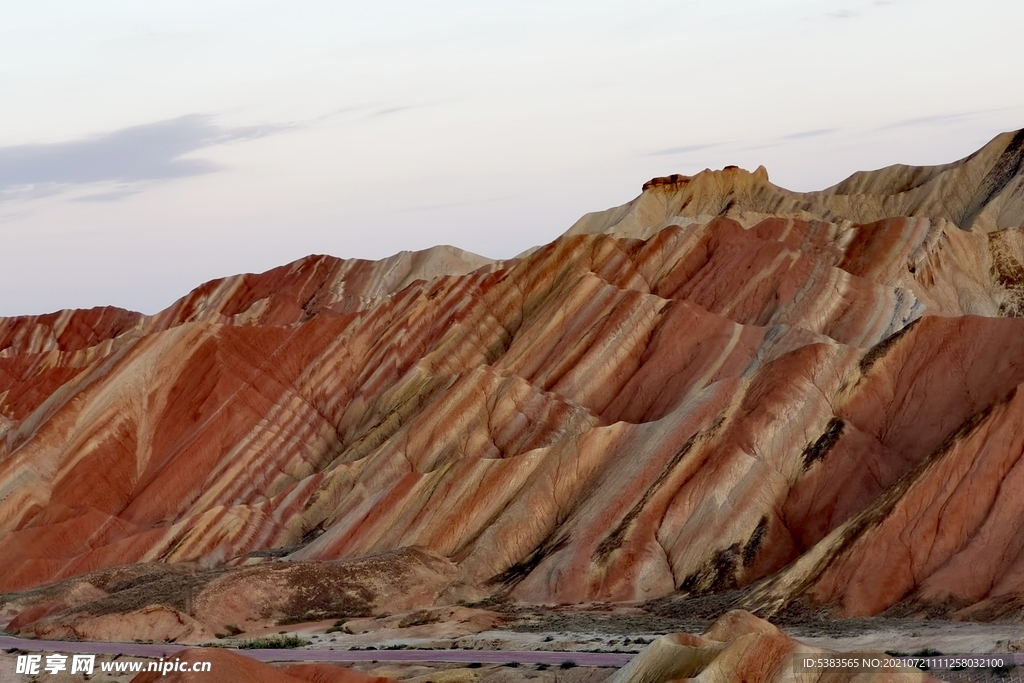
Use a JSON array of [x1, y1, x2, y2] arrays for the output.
[[559, 661, 577, 669], [278, 615, 321, 625], [238, 635, 306, 649], [504, 662, 520, 668], [467, 663, 482, 669], [536, 663, 548, 671]]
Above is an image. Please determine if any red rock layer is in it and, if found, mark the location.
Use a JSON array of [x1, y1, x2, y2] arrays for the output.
[[3, 132, 1024, 620]]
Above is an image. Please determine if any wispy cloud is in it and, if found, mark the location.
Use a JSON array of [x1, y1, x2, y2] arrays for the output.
[[368, 106, 415, 118], [404, 200, 476, 212], [781, 128, 837, 140], [0, 208, 27, 223], [71, 186, 149, 202], [812, 0, 908, 21], [0, 115, 294, 201], [648, 143, 720, 156], [880, 112, 980, 129], [403, 194, 513, 212], [0, 183, 67, 203]]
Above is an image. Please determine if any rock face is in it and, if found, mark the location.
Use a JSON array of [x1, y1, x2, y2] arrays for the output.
[[609, 610, 941, 683], [3, 131, 1024, 624]]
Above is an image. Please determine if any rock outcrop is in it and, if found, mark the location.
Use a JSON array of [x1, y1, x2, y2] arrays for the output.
[[4, 548, 465, 642], [608, 611, 940, 683], [4, 130, 1024, 627]]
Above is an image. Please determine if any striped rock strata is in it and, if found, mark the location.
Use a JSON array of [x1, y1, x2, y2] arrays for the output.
[[3, 131, 1024, 625]]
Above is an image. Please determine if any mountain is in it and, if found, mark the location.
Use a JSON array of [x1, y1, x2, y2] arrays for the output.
[[3, 130, 1024, 639]]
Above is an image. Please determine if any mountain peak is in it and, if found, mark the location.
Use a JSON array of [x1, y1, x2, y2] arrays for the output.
[[642, 164, 771, 192]]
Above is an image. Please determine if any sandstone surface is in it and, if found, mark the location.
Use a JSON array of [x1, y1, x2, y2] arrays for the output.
[[609, 610, 940, 683], [3, 131, 1024, 639]]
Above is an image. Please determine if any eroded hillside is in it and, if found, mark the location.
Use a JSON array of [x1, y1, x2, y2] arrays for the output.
[[3, 130, 1024, 634]]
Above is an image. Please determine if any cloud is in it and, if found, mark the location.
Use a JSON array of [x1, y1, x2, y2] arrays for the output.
[[0, 208, 27, 223], [648, 143, 720, 156], [0, 183, 66, 203], [815, 0, 913, 20], [0, 115, 293, 201], [403, 194, 513, 212], [781, 128, 837, 139], [404, 200, 476, 212], [368, 106, 415, 118], [880, 112, 979, 129], [71, 187, 149, 202]]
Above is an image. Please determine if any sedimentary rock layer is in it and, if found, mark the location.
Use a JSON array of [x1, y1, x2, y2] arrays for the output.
[[3, 131, 1024, 622]]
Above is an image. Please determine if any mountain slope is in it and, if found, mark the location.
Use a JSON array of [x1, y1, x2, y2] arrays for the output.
[[3, 131, 1024, 628]]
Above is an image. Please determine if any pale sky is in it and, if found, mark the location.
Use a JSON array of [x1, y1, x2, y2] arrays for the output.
[[2, 0, 1023, 316]]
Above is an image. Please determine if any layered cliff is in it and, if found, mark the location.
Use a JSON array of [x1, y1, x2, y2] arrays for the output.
[[3, 131, 1024, 627]]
